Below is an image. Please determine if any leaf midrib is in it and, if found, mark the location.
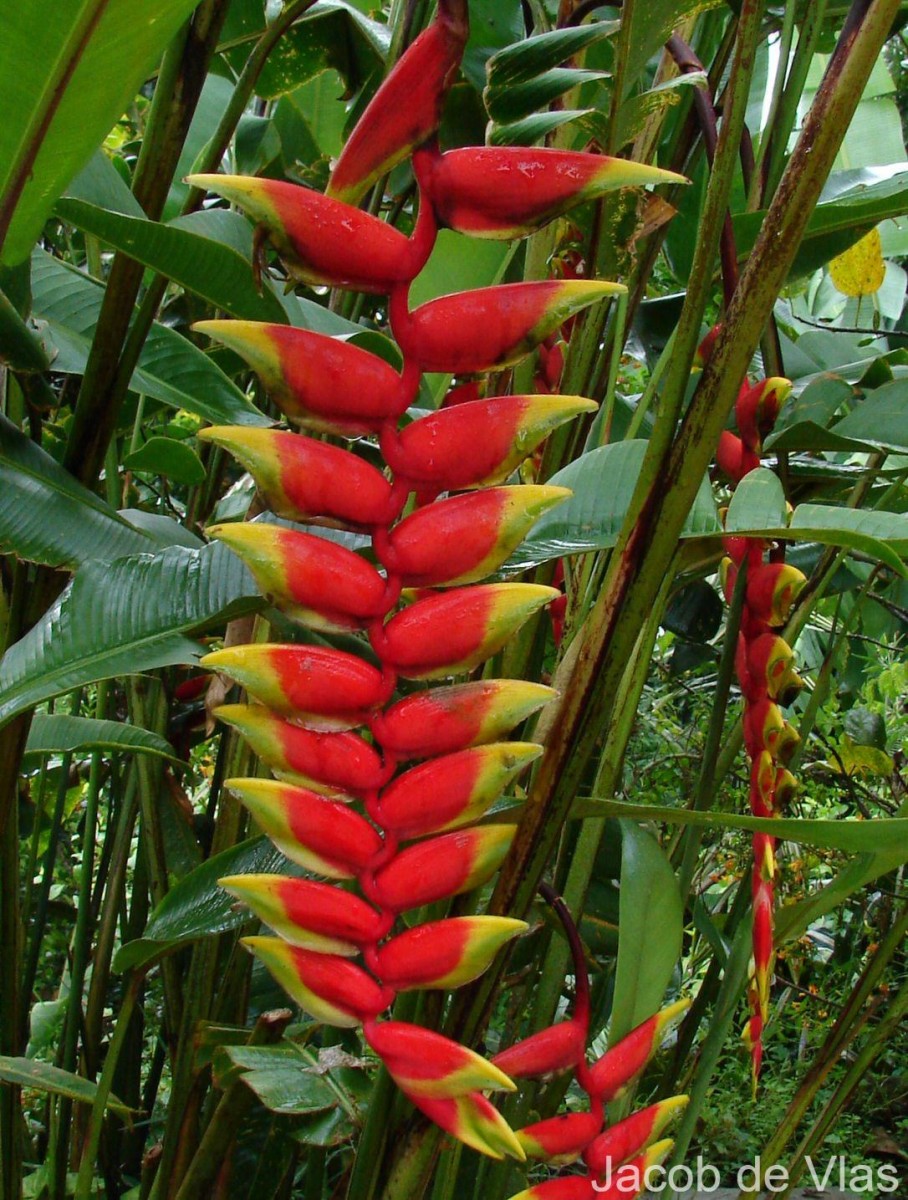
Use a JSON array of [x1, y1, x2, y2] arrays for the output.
[[0, 1, 113, 253]]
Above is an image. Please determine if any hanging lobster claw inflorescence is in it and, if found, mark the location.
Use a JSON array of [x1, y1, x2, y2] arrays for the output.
[[192, 0, 684, 1166], [708, 329, 804, 1086]]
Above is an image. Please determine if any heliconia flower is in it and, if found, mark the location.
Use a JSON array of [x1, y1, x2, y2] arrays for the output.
[[371, 679, 556, 758], [200, 644, 387, 727], [517, 1110, 603, 1164], [404, 1088, 525, 1161], [591, 1141, 675, 1200], [716, 430, 760, 483], [749, 751, 777, 818], [364, 1020, 516, 1098], [374, 916, 527, 990], [194, 321, 405, 436], [583, 1097, 688, 1175], [752, 883, 775, 1020], [214, 705, 386, 796], [376, 742, 542, 837], [242, 937, 391, 1027], [491, 1020, 586, 1080], [225, 777, 382, 878], [694, 323, 723, 369], [207, 523, 389, 632], [421, 147, 687, 240], [773, 766, 798, 808], [197, 427, 394, 530], [392, 281, 625, 375], [373, 583, 560, 679], [382, 394, 597, 492], [752, 832, 776, 884], [743, 1010, 764, 1082], [736, 377, 791, 453], [219, 874, 384, 956], [185, 174, 430, 292], [745, 562, 807, 628], [381, 486, 571, 587], [369, 825, 517, 911], [326, 2, 469, 205], [506, 1177, 596, 1200], [743, 698, 799, 763], [587, 999, 690, 1102], [745, 633, 803, 705]]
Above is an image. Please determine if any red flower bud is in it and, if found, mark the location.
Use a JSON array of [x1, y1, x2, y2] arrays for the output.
[[517, 1110, 602, 1164], [194, 321, 405, 436], [201, 644, 386, 727], [736, 377, 791, 453], [383, 394, 596, 491], [405, 1088, 525, 1161], [225, 778, 382, 878], [377, 742, 542, 838], [197, 427, 394, 529], [392, 281, 624, 375], [382, 486, 570, 587], [186, 175, 428, 292], [588, 1000, 689, 1102], [743, 698, 798, 763], [374, 583, 560, 679], [242, 937, 390, 1027], [745, 633, 802, 705], [423, 147, 686, 240], [371, 679, 556, 758], [506, 1179, 595, 1200], [215, 705, 385, 796], [491, 1021, 586, 1080], [374, 916, 527, 991], [745, 562, 806, 628], [364, 1020, 516, 1098], [207, 523, 389, 632], [219, 874, 384, 955], [583, 1097, 687, 1175], [716, 430, 759, 483], [370, 825, 517, 912], [327, 5, 468, 205]]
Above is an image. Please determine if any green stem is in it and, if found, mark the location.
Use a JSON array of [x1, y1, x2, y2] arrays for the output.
[[73, 972, 143, 1200]]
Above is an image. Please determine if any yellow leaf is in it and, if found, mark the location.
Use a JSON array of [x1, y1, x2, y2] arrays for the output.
[[829, 228, 885, 297]]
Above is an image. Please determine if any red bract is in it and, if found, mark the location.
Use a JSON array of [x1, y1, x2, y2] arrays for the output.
[[198, 427, 395, 529], [392, 280, 625, 374], [369, 825, 517, 911], [491, 1021, 586, 1079], [374, 916, 526, 990], [195, 321, 406, 435]]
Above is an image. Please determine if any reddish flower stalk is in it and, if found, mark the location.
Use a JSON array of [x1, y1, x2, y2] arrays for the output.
[[707, 328, 805, 1085], [193, 0, 685, 1162]]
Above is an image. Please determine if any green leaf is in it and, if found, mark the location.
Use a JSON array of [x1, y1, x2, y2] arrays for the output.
[[485, 23, 617, 88], [24, 715, 179, 765], [0, 1057, 132, 1118], [572, 797, 908, 858], [485, 68, 607, 125], [733, 170, 908, 280], [615, 0, 722, 101], [222, 1045, 339, 1115], [124, 437, 206, 486], [828, 378, 908, 450], [0, 0, 202, 265], [488, 110, 594, 147], [114, 836, 296, 973], [31, 250, 270, 427], [0, 542, 262, 729], [53, 198, 290, 323], [0, 413, 153, 569], [724, 467, 788, 532], [508, 441, 720, 569], [609, 822, 683, 1046], [729, 505, 908, 577], [0, 287, 49, 372]]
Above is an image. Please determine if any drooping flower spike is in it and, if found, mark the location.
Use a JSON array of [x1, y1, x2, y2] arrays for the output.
[[702, 319, 807, 1083], [194, 0, 686, 1162]]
